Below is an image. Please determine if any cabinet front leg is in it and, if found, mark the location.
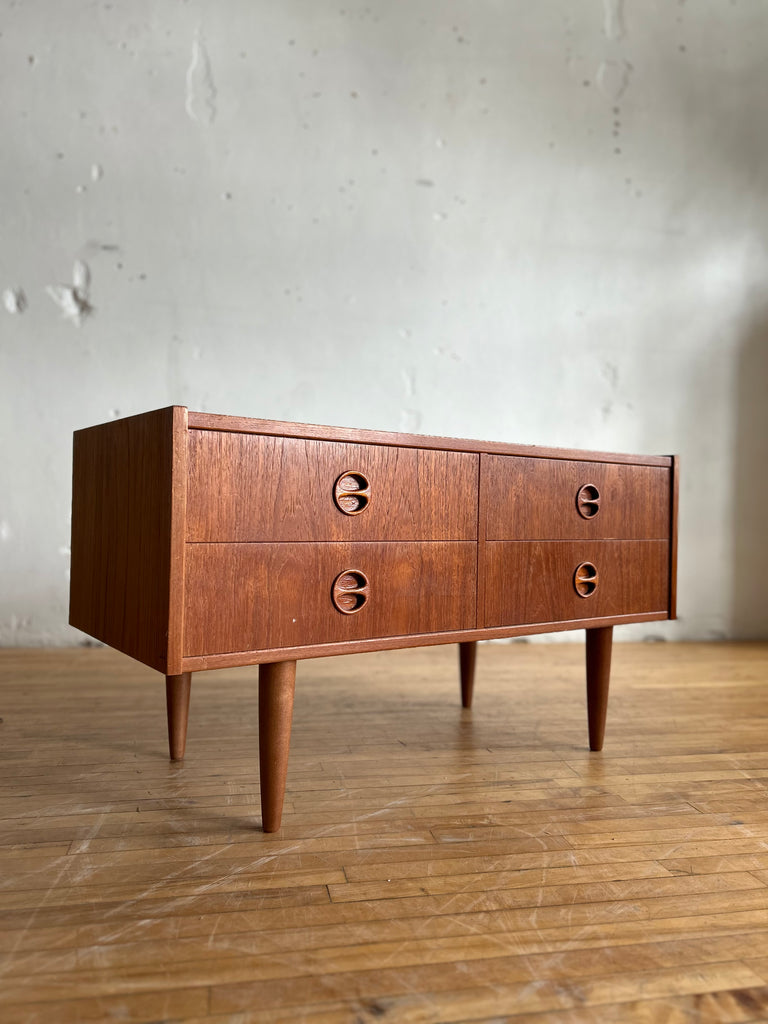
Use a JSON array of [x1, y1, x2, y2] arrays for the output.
[[459, 642, 477, 709], [259, 661, 297, 833], [166, 673, 192, 761], [586, 626, 613, 752]]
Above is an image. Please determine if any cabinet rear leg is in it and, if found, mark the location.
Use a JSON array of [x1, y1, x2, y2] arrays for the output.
[[586, 626, 613, 751], [459, 642, 477, 709], [259, 661, 297, 833], [166, 673, 192, 761]]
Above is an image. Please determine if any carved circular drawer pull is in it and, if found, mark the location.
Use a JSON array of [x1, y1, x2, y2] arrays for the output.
[[576, 484, 601, 520], [334, 471, 371, 515], [574, 561, 599, 598], [332, 569, 370, 614]]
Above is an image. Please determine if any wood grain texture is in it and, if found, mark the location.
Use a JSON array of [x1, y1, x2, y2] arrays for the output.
[[69, 406, 187, 674], [180, 612, 670, 672], [2, 643, 768, 1023], [186, 430, 478, 542], [484, 455, 672, 541], [459, 641, 477, 709], [259, 661, 296, 833], [187, 411, 673, 467], [166, 406, 189, 674], [669, 454, 680, 620], [586, 626, 613, 752], [483, 541, 670, 628], [165, 673, 191, 761], [183, 542, 477, 656], [477, 441, 488, 630]]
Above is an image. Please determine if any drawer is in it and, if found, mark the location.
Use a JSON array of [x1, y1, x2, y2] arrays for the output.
[[483, 455, 671, 540], [483, 540, 669, 627], [187, 430, 478, 542], [183, 542, 476, 656]]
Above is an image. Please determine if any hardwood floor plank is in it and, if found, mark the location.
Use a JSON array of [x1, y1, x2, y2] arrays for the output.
[[0, 872, 762, 957], [337, 839, 768, 884], [329, 860, 674, 903], [0, 866, 347, 911], [662, 853, 768, 874], [206, 961, 768, 1022], [4, 932, 768, 1011], [0, 988, 209, 1024], [156, 986, 768, 1024], [456, 987, 768, 1024]]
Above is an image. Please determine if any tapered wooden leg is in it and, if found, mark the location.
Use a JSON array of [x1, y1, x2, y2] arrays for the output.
[[166, 673, 192, 761], [459, 642, 477, 709], [586, 626, 613, 751], [259, 660, 296, 833]]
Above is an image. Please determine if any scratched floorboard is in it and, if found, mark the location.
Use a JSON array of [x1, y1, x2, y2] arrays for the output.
[[1, 642, 768, 1023]]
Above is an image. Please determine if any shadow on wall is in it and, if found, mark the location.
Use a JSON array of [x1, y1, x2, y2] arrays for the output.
[[732, 311, 768, 639]]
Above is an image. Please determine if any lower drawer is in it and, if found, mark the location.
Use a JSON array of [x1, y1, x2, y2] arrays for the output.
[[184, 542, 476, 656], [483, 540, 669, 627]]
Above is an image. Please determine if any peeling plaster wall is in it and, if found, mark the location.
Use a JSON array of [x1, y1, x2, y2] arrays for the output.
[[1, 0, 767, 645]]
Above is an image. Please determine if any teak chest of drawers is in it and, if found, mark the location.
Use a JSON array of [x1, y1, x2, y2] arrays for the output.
[[70, 407, 679, 831]]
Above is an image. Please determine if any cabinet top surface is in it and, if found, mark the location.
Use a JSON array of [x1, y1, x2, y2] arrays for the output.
[[76, 406, 674, 467]]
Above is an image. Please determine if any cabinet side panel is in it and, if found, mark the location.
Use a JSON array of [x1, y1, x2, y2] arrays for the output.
[[166, 407, 188, 675], [669, 455, 679, 619], [69, 408, 177, 672]]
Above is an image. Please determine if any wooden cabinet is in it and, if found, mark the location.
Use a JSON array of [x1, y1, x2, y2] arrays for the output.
[[70, 407, 679, 832]]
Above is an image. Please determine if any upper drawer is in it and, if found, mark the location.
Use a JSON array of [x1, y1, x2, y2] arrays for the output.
[[483, 455, 671, 540], [186, 430, 479, 542]]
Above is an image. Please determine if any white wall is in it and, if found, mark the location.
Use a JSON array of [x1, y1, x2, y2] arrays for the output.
[[1, 0, 766, 645]]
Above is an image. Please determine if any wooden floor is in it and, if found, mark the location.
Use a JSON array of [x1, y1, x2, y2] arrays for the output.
[[2, 643, 768, 1023]]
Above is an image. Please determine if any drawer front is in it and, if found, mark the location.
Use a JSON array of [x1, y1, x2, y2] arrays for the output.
[[187, 430, 478, 542], [183, 542, 476, 656], [483, 455, 671, 540], [483, 541, 669, 627]]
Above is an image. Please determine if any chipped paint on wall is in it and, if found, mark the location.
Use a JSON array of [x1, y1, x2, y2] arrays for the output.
[[602, 362, 620, 389], [399, 409, 422, 432], [433, 346, 462, 363], [400, 368, 417, 398], [46, 260, 93, 326], [2, 288, 27, 315], [597, 59, 633, 100], [185, 33, 217, 125], [603, 0, 626, 41]]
